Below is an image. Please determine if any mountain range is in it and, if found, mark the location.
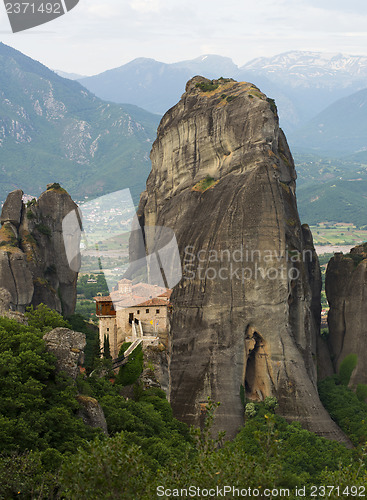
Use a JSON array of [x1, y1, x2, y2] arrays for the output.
[[0, 42, 159, 204], [78, 51, 367, 133], [1, 43, 367, 227]]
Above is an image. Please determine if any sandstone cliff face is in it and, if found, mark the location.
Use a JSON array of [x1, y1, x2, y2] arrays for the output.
[[136, 77, 348, 443], [326, 244, 367, 387], [0, 185, 79, 315]]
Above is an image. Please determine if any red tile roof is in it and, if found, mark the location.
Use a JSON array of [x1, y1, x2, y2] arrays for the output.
[[94, 282, 172, 308], [94, 296, 113, 302], [134, 297, 171, 307]]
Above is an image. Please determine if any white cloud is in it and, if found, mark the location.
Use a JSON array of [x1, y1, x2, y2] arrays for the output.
[[1, 0, 367, 73], [130, 0, 162, 13], [86, 5, 117, 19]]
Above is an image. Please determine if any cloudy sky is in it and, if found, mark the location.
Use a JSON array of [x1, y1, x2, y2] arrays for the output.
[[0, 0, 367, 75]]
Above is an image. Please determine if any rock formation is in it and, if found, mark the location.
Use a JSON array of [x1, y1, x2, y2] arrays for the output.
[[77, 395, 109, 435], [43, 327, 86, 379], [135, 76, 349, 443], [326, 244, 367, 387], [0, 184, 79, 315], [0, 287, 27, 323]]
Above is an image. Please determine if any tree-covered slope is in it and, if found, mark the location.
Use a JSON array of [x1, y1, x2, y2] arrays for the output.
[[297, 179, 367, 226], [0, 43, 160, 203], [291, 152, 367, 226]]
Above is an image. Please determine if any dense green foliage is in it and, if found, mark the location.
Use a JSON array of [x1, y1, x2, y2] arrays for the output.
[[77, 273, 109, 300], [116, 342, 144, 385], [0, 310, 101, 463], [75, 273, 110, 323], [339, 353, 358, 385], [74, 299, 96, 322], [66, 313, 99, 371], [0, 305, 193, 496], [319, 375, 367, 445], [356, 384, 367, 403], [2, 304, 367, 498], [58, 400, 366, 500]]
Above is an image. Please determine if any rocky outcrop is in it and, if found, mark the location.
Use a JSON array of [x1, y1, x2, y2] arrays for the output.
[[0, 185, 79, 315], [0, 287, 27, 323], [134, 77, 349, 443], [0, 189, 23, 227], [43, 327, 86, 379], [77, 395, 109, 435], [326, 244, 367, 387]]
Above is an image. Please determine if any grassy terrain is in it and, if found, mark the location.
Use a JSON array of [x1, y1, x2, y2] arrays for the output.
[[310, 223, 367, 246]]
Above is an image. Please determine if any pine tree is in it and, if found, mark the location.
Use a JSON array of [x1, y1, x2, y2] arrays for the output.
[[103, 335, 111, 359]]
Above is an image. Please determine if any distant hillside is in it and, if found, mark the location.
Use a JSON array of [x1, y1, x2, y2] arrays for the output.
[[0, 43, 160, 203], [293, 151, 367, 187], [294, 152, 367, 226], [290, 88, 367, 155], [297, 179, 367, 226]]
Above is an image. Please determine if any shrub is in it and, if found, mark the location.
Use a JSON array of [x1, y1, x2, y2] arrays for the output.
[[116, 344, 143, 386], [264, 396, 278, 411], [345, 253, 365, 267], [245, 403, 257, 418], [60, 433, 151, 499], [320, 328, 329, 339], [47, 183, 66, 192], [35, 224, 52, 238], [0, 451, 59, 499], [192, 175, 217, 193], [318, 375, 367, 445], [356, 384, 367, 402], [266, 97, 277, 115], [195, 81, 219, 92], [339, 353, 358, 385]]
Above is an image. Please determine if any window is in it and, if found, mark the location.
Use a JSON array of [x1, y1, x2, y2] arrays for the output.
[[146, 309, 149, 313], [156, 309, 160, 314], [137, 310, 140, 314]]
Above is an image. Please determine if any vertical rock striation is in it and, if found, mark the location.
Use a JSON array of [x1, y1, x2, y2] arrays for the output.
[[136, 77, 349, 443], [326, 244, 367, 387], [0, 184, 79, 315]]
